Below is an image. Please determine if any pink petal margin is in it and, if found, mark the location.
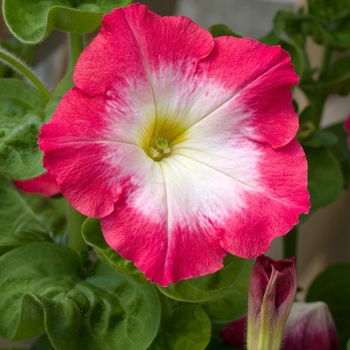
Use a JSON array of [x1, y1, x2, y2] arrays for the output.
[[14, 172, 60, 196], [39, 4, 310, 286]]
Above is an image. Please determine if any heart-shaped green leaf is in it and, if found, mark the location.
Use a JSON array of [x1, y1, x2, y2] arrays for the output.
[[3, 0, 132, 44], [149, 305, 211, 350], [200, 259, 253, 323], [0, 79, 47, 179], [158, 255, 249, 303], [0, 243, 160, 350], [82, 218, 148, 284], [0, 175, 67, 255]]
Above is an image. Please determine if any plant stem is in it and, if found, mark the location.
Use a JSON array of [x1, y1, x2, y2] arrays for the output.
[[0, 47, 51, 100], [319, 46, 332, 82], [283, 226, 298, 259], [68, 204, 87, 253], [69, 32, 84, 70], [306, 93, 326, 129]]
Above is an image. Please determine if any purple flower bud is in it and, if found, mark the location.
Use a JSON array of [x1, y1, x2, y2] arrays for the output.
[[247, 255, 297, 350], [282, 302, 339, 350]]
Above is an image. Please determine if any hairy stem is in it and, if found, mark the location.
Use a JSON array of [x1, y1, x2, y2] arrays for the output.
[[69, 32, 84, 70], [0, 47, 51, 100]]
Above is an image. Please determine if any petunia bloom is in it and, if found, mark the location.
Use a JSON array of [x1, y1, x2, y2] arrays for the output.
[[247, 255, 297, 350], [282, 302, 339, 350], [14, 172, 60, 196], [39, 4, 310, 286]]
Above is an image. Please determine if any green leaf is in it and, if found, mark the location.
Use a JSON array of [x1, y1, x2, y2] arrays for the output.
[[347, 338, 350, 350], [306, 263, 350, 349], [200, 259, 253, 323], [82, 218, 148, 284], [308, 0, 350, 20], [0, 175, 67, 255], [0, 243, 160, 350], [299, 146, 343, 222], [0, 79, 47, 180], [258, 20, 284, 46], [208, 24, 242, 38], [300, 130, 338, 148], [275, 9, 350, 50], [3, 0, 132, 44], [324, 121, 350, 187], [301, 57, 350, 96], [148, 305, 211, 350], [30, 334, 55, 350], [157, 255, 249, 302]]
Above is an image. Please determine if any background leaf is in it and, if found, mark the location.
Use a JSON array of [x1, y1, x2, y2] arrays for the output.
[[208, 24, 242, 38], [299, 146, 343, 222], [324, 121, 350, 187], [30, 334, 55, 350], [0, 175, 67, 255], [306, 263, 350, 349], [82, 218, 148, 284], [149, 305, 211, 350], [0, 243, 160, 350], [0, 79, 47, 179], [157, 255, 250, 303], [199, 259, 253, 323], [3, 0, 132, 44]]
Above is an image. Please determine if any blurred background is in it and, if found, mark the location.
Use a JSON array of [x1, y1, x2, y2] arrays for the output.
[[0, 1, 349, 343]]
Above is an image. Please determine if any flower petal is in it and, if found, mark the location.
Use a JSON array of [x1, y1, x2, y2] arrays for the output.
[[73, 4, 214, 97], [40, 88, 151, 217], [14, 172, 60, 196], [101, 157, 227, 286], [193, 36, 299, 149]]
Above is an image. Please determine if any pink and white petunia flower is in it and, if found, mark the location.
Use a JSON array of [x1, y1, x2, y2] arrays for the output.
[[39, 4, 310, 286]]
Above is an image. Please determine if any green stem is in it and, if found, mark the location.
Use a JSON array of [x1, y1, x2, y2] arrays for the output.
[[319, 46, 332, 82], [68, 204, 87, 253], [69, 32, 84, 69], [283, 226, 298, 259], [306, 93, 326, 129], [0, 47, 51, 100]]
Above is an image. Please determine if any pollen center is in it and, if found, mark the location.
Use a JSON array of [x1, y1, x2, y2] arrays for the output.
[[148, 137, 171, 160], [156, 138, 168, 149], [140, 114, 189, 162]]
